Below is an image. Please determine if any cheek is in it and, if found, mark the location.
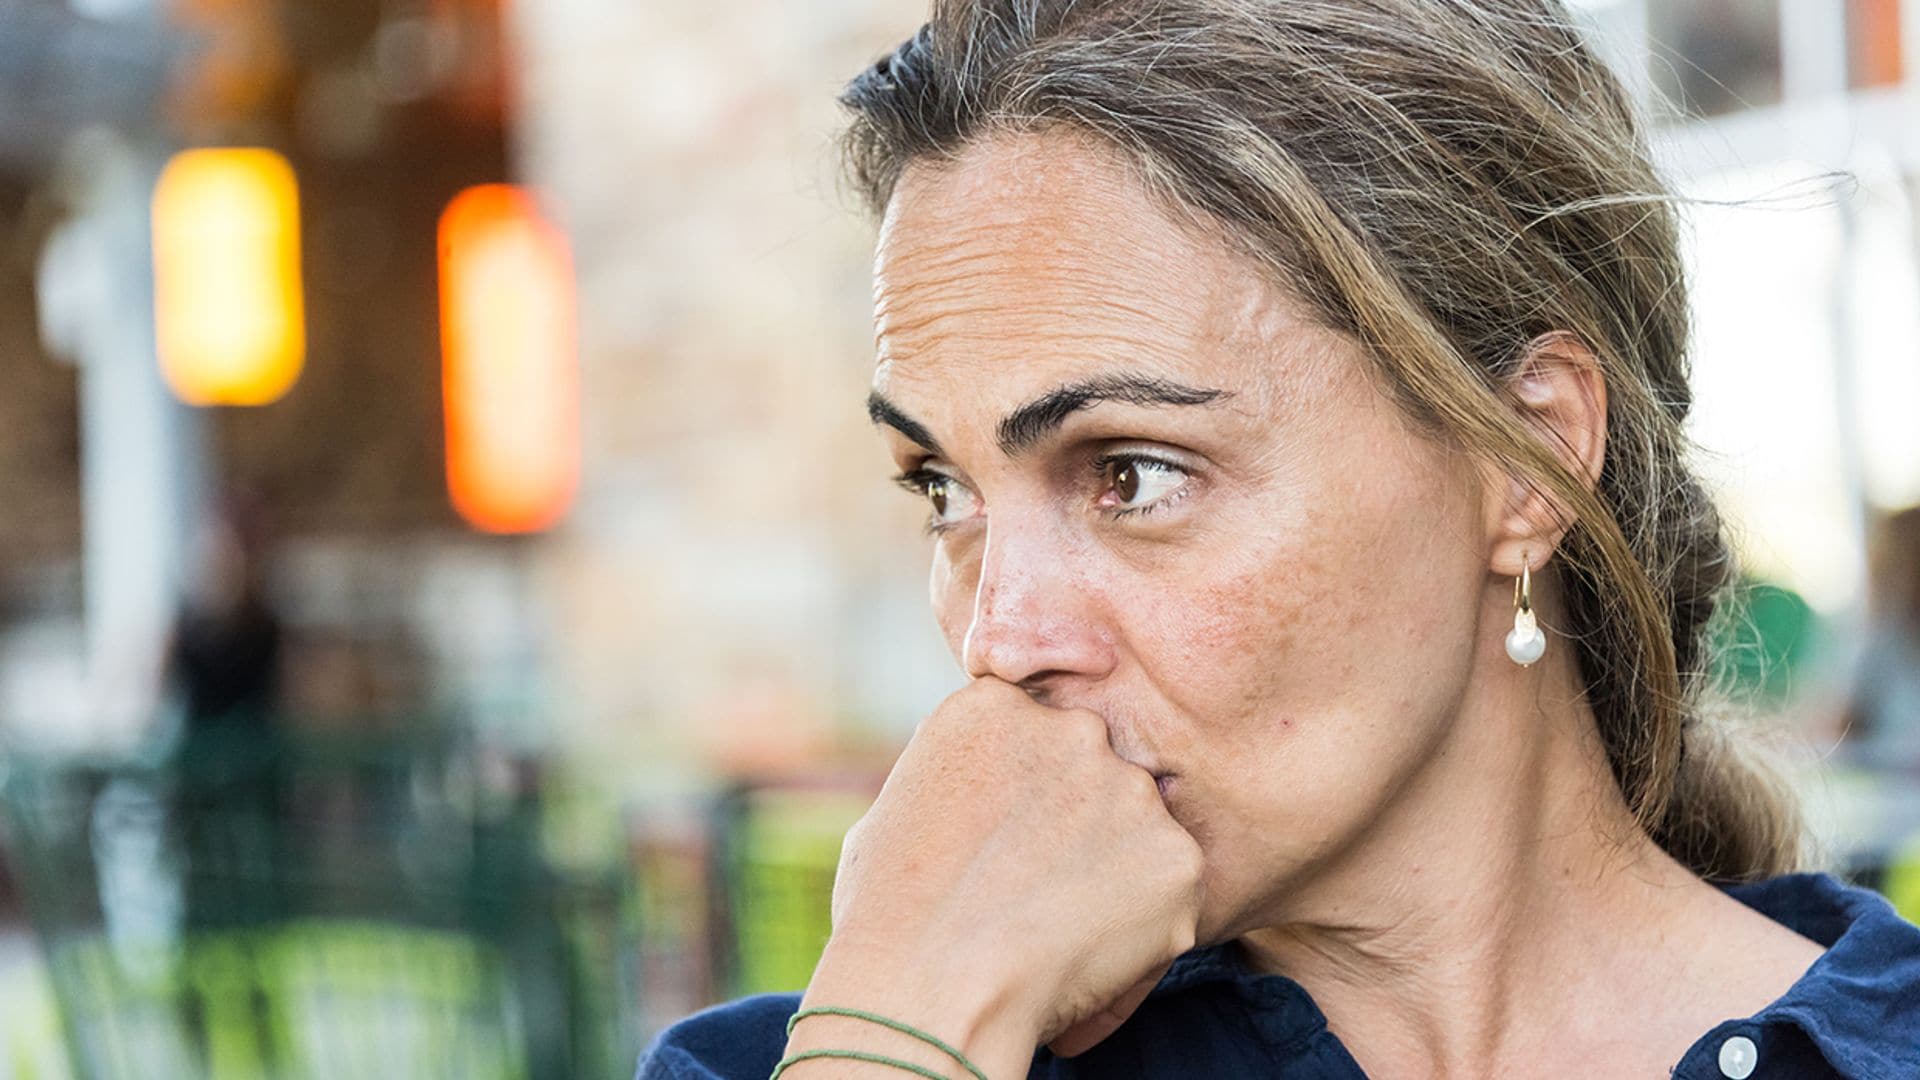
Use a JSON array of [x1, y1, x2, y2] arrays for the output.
[[1146, 516, 1341, 732], [928, 542, 974, 656], [1132, 433, 1484, 792]]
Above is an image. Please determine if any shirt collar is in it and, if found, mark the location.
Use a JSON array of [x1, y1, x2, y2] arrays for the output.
[[1720, 871, 1920, 1077], [1149, 871, 1920, 1074], [1151, 940, 1329, 1052]]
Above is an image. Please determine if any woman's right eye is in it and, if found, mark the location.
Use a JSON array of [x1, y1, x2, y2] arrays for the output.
[[895, 468, 982, 533]]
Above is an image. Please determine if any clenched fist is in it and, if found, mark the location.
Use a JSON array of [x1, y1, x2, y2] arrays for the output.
[[785, 677, 1206, 1078]]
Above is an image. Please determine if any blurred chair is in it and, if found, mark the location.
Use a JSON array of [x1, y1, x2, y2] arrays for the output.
[[707, 779, 876, 1001], [0, 729, 637, 1080]]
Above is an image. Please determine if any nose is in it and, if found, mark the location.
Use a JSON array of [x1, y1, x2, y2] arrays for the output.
[[959, 516, 1117, 691]]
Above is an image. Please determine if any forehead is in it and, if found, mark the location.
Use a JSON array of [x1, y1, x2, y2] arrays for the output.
[[871, 131, 1325, 409]]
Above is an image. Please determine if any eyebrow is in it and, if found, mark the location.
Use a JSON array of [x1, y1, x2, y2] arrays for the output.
[[867, 393, 946, 457], [866, 373, 1234, 459]]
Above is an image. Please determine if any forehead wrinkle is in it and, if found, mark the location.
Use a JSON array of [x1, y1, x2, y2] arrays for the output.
[[870, 131, 1322, 454], [874, 143, 1215, 362], [881, 319, 1193, 371], [874, 250, 1215, 380], [876, 246, 1197, 359]]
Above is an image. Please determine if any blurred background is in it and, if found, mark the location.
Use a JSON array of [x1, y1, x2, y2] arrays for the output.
[[0, 0, 1914, 1076]]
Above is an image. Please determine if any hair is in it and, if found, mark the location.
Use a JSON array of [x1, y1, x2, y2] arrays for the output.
[[837, 0, 1805, 881]]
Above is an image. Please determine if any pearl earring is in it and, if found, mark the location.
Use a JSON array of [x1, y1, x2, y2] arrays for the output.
[[1505, 555, 1546, 667]]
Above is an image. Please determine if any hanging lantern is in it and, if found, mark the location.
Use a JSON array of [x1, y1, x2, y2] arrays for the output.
[[151, 147, 306, 406], [438, 183, 580, 534]]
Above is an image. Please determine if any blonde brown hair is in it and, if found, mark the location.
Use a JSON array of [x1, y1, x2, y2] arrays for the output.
[[839, 0, 1803, 880]]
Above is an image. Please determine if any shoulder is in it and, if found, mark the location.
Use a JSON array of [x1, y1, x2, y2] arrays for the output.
[[1720, 872, 1920, 1078], [1726, 870, 1920, 965], [636, 993, 800, 1080]]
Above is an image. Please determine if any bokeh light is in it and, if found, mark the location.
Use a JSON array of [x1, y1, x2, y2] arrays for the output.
[[151, 147, 306, 407], [437, 183, 580, 534]]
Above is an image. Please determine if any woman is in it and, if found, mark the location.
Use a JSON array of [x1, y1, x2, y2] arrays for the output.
[[642, 1, 1920, 1076]]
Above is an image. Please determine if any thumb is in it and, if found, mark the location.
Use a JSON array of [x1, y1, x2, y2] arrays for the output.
[[1044, 965, 1168, 1059]]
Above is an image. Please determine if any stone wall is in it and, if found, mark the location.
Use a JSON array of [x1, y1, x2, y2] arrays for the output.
[[511, 0, 958, 771]]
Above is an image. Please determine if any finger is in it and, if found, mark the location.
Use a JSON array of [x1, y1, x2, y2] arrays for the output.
[[962, 674, 1022, 698], [1044, 965, 1168, 1059]]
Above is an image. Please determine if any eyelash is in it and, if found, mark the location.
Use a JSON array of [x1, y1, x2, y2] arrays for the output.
[[1088, 451, 1191, 521], [891, 467, 953, 536], [891, 452, 1192, 536]]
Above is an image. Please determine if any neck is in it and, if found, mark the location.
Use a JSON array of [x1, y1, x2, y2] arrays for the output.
[[1236, 608, 1708, 1077]]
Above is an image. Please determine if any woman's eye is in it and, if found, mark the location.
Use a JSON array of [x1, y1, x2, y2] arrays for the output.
[[926, 475, 982, 525], [1100, 455, 1187, 511], [895, 468, 981, 531]]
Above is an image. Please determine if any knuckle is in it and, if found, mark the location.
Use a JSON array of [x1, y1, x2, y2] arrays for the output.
[[1158, 834, 1206, 896], [936, 677, 995, 717], [915, 702, 953, 739], [925, 690, 996, 742], [1167, 918, 1197, 958], [1175, 836, 1206, 883], [1061, 708, 1109, 748], [961, 675, 1020, 706], [1175, 829, 1203, 865], [841, 812, 870, 852], [1120, 765, 1160, 804]]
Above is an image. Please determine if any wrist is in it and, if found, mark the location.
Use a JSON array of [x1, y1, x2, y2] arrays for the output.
[[791, 932, 1045, 1080]]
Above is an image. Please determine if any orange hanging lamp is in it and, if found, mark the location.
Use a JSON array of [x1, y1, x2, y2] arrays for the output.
[[437, 183, 581, 534]]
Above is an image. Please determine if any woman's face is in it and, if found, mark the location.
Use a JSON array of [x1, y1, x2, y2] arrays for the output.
[[870, 132, 1502, 939]]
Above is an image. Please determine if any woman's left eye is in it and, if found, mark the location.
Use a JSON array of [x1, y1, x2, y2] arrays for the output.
[[1095, 454, 1189, 514]]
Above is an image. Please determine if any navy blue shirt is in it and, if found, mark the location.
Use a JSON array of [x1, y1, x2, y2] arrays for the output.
[[639, 873, 1920, 1078]]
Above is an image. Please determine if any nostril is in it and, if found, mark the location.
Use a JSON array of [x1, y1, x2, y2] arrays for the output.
[[1016, 671, 1073, 705]]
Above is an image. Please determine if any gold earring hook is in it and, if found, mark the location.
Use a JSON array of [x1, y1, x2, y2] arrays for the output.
[[1513, 555, 1532, 615]]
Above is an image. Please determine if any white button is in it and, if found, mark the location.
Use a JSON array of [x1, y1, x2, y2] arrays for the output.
[[1718, 1034, 1758, 1079]]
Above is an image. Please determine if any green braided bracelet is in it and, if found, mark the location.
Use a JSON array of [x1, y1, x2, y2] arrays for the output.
[[769, 1047, 951, 1080], [785, 1006, 990, 1080]]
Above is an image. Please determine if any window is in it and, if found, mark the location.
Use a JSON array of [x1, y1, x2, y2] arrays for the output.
[[1650, 0, 1785, 117]]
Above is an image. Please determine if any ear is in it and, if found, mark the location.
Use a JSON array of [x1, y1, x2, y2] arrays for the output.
[[1486, 332, 1608, 577]]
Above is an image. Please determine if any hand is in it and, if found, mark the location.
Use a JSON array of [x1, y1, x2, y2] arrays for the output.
[[791, 676, 1205, 1077]]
